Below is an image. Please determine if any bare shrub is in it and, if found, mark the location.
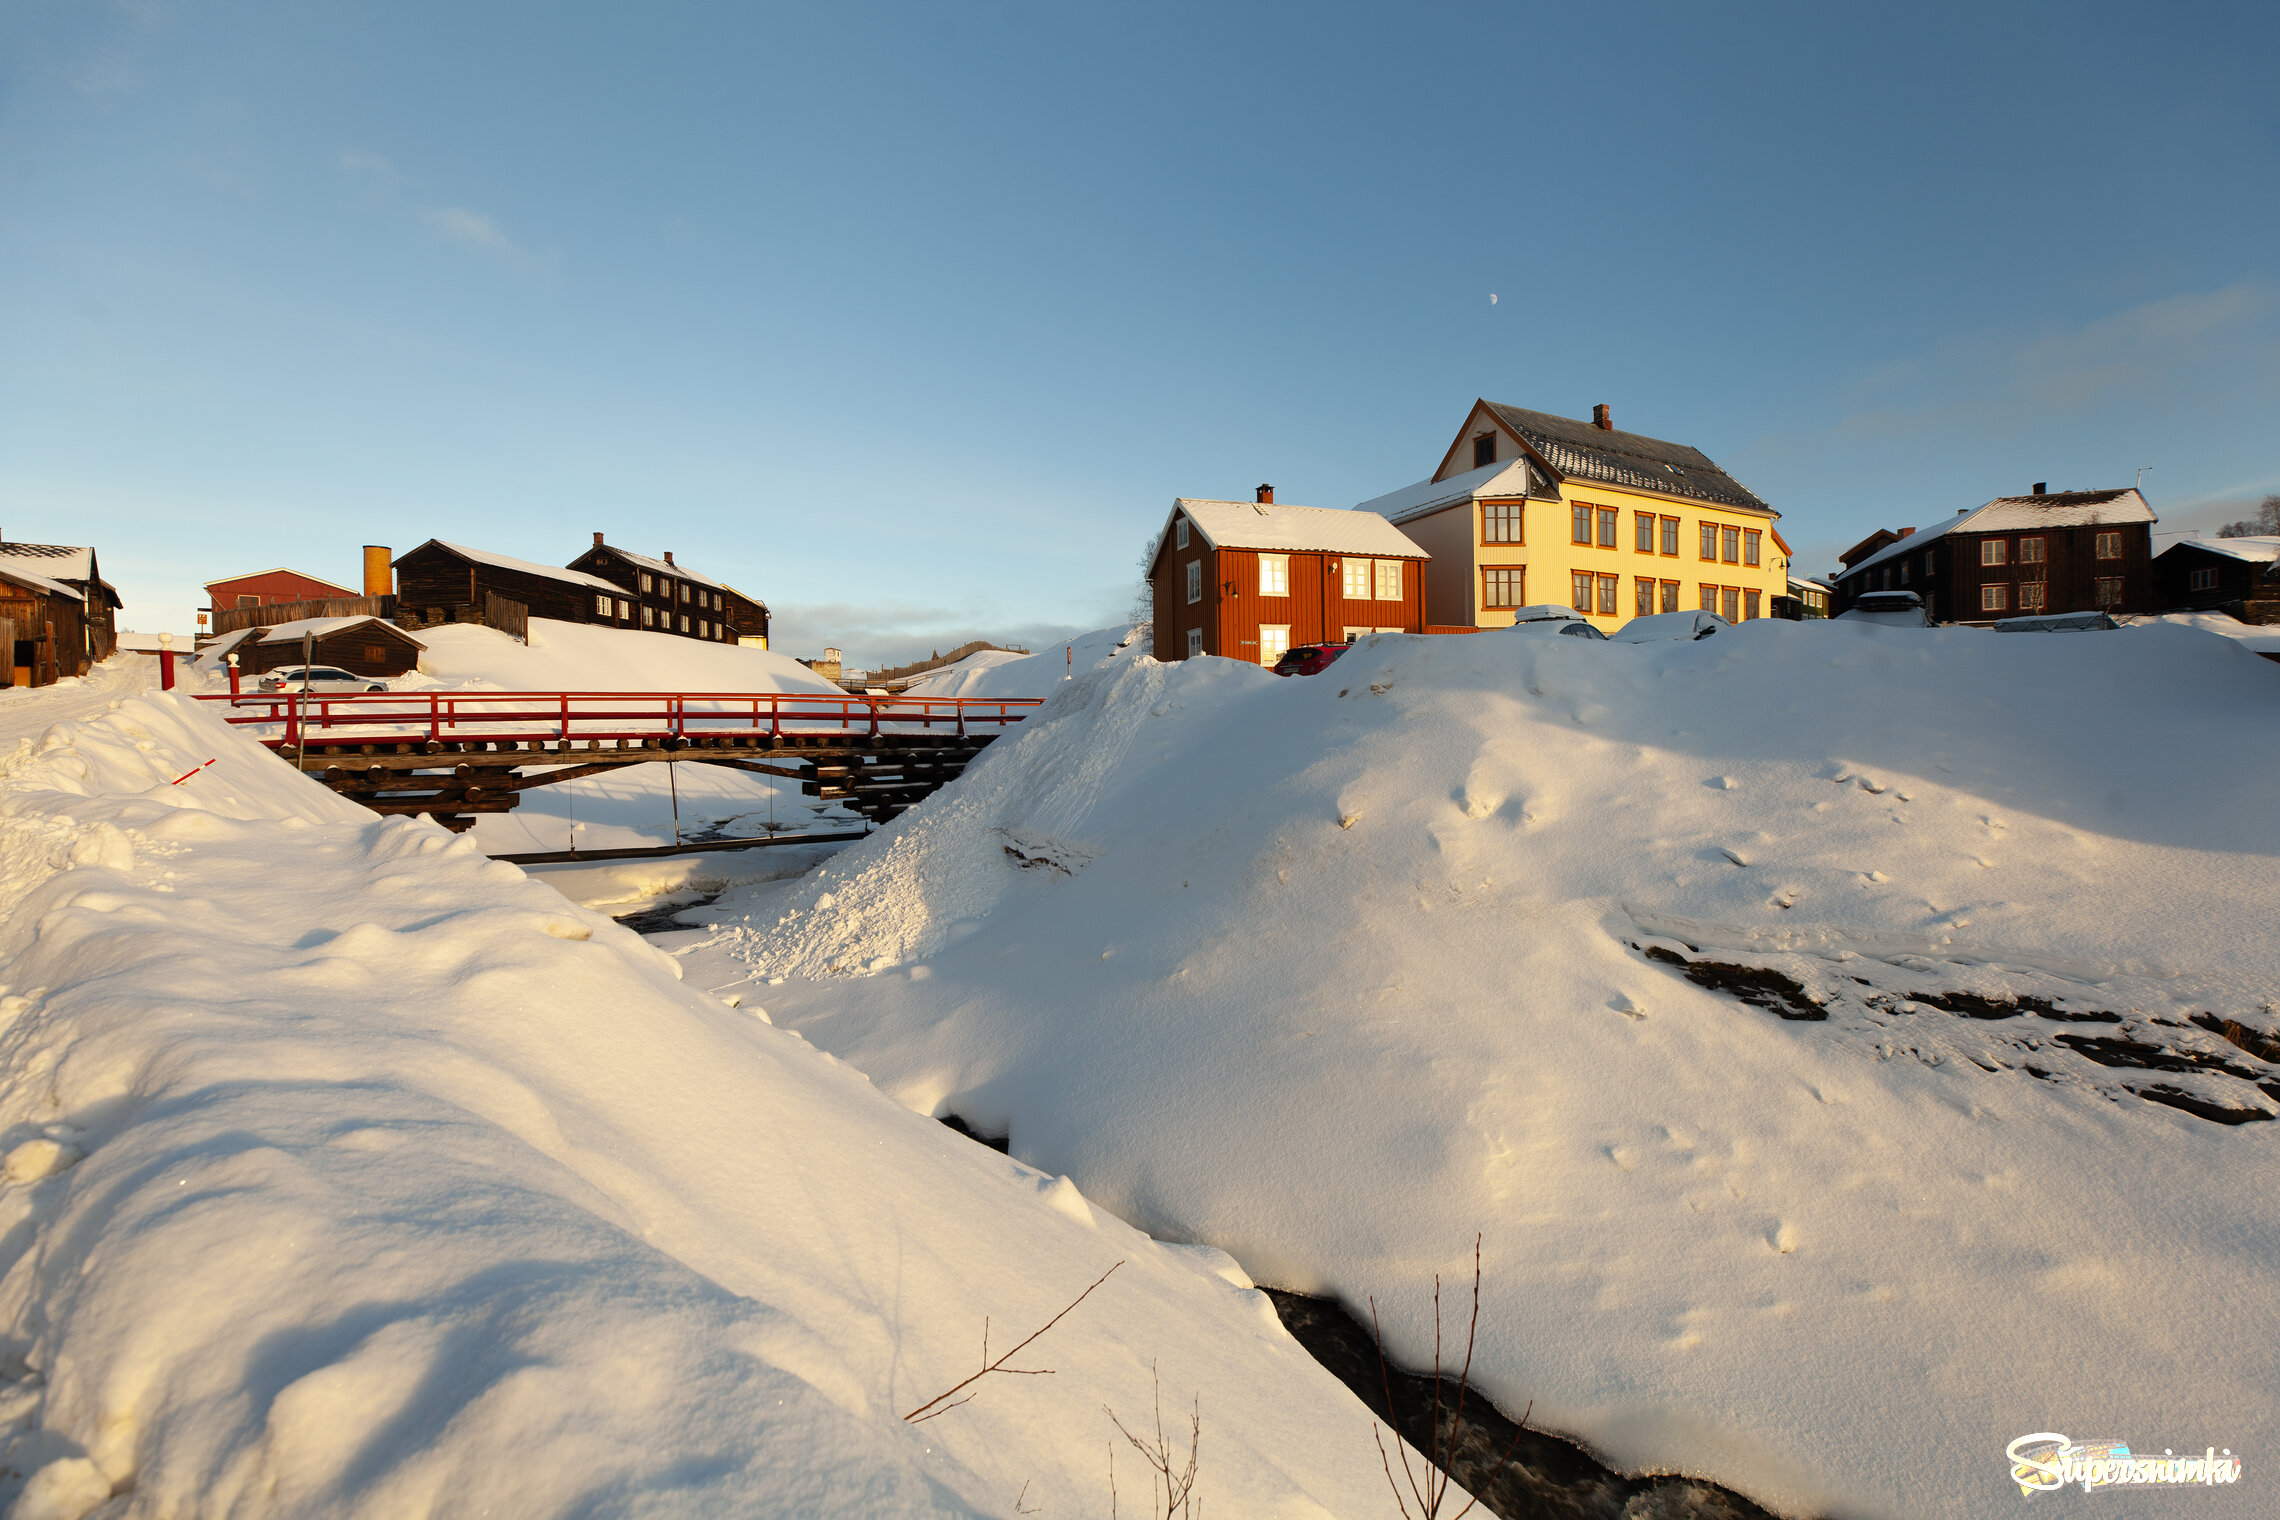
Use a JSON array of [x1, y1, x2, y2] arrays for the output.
[[1370, 1236, 1529, 1519], [902, 1261, 1123, 1424]]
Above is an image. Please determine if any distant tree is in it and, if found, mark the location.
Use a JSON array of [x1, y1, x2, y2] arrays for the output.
[[1126, 534, 1160, 629], [2215, 494, 2280, 538]]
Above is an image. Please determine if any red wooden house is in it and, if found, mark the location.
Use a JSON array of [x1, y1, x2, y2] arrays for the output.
[[1150, 487, 1431, 665], [205, 567, 361, 612]]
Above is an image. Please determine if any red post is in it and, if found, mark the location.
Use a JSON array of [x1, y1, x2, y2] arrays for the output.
[[226, 654, 241, 697], [158, 631, 176, 690]]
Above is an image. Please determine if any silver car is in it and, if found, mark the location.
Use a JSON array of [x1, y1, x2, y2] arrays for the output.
[[257, 665, 390, 693]]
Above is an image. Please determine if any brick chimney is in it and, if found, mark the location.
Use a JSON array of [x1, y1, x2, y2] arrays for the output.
[[1592, 404, 1612, 431], [2032, 482, 2047, 496], [593, 531, 604, 546], [1898, 527, 1915, 539], [1256, 484, 1274, 504], [663, 551, 675, 565]]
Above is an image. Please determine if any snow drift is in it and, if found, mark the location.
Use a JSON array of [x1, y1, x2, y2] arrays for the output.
[[410, 618, 843, 694], [701, 618, 2280, 1519], [0, 667, 1415, 1517]]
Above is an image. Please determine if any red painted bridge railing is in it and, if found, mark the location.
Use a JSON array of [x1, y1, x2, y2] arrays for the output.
[[194, 689, 1043, 752]]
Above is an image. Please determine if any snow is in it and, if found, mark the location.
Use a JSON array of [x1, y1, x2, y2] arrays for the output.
[[2171, 534, 2280, 564], [589, 543, 735, 594], [1169, 498, 1429, 558], [905, 627, 1148, 701], [0, 659, 1422, 1517], [241, 614, 419, 647], [688, 617, 2280, 1520], [2140, 611, 2280, 654], [1353, 459, 1537, 525], [409, 618, 842, 695]]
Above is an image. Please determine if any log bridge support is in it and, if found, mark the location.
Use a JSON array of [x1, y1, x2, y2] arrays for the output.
[[284, 731, 999, 832]]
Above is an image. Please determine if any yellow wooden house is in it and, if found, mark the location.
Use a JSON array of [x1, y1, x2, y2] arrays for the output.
[[1357, 401, 1786, 632]]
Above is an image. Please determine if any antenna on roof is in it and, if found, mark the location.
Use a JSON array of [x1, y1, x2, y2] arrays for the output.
[[2135, 465, 2152, 489]]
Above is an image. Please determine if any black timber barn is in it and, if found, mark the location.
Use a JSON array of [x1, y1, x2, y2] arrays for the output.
[[393, 541, 634, 640], [1832, 488, 2158, 624], [2155, 537, 2280, 623], [567, 534, 770, 646]]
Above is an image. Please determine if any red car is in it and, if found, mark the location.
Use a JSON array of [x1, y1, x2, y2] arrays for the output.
[[1272, 642, 1350, 677]]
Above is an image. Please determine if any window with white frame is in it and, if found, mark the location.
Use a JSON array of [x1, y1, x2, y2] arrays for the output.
[[1258, 626, 1290, 667], [1260, 555, 1290, 597], [1342, 558, 1372, 598], [1175, 517, 1189, 549], [1374, 559, 1402, 600], [2019, 581, 2048, 610], [1186, 561, 1202, 604], [1982, 539, 2008, 566], [2096, 532, 2123, 560], [617, 599, 630, 619], [1982, 584, 2008, 612], [595, 595, 611, 616], [1186, 627, 1203, 657], [642, 607, 654, 627], [640, 573, 653, 593], [679, 614, 690, 633]]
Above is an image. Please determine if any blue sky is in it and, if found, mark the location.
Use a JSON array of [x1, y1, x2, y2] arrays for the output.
[[5, 0, 2276, 667]]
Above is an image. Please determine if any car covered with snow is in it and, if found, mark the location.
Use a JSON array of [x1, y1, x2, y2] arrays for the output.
[[1504, 605, 1609, 639], [1272, 643, 1351, 677], [1610, 609, 1728, 642], [256, 665, 391, 693], [1834, 590, 1932, 627]]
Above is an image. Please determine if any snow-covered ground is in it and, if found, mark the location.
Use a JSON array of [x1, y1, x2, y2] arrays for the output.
[[906, 627, 1148, 700], [0, 663, 1428, 1517], [406, 619, 843, 696], [683, 616, 2280, 1519]]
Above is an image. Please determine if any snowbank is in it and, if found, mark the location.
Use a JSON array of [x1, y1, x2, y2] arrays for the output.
[[906, 627, 1146, 699], [412, 618, 843, 694], [699, 619, 2280, 1519], [0, 666, 1415, 1517]]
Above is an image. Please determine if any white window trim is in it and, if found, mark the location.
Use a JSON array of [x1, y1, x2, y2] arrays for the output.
[[1259, 554, 1290, 597], [1175, 517, 1190, 550], [1185, 627, 1204, 657], [1257, 625, 1291, 667], [1185, 560, 1202, 605], [1373, 559, 1402, 601]]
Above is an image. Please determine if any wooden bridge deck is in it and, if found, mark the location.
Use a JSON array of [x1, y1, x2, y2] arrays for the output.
[[196, 689, 1043, 830]]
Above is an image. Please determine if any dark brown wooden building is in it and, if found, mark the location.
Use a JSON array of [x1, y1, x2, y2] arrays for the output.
[[0, 543, 120, 681], [567, 534, 770, 646], [237, 617, 425, 678], [1150, 489, 1430, 665], [2155, 536, 2280, 623], [1831, 487, 2158, 624], [392, 540, 634, 640]]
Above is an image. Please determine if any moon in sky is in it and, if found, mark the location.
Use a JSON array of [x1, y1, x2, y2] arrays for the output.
[[1490, 293, 1498, 304]]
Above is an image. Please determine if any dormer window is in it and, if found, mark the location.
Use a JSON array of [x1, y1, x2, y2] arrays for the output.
[[1473, 434, 1497, 469]]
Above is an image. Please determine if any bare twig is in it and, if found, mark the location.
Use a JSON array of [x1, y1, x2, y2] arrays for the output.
[[1369, 1236, 1531, 1520], [902, 1261, 1124, 1423], [1014, 1477, 1041, 1513], [1103, 1361, 1200, 1518]]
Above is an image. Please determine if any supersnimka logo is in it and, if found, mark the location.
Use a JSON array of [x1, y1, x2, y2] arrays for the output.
[[2006, 1433, 2243, 1496]]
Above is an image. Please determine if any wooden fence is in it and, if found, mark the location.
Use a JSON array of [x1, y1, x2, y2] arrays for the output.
[[483, 593, 529, 644], [211, 594, 398, 636]]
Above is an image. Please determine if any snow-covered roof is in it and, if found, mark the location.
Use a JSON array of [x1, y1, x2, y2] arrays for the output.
[[250, 616, 424, 648], [0, 543, 97, 583], [2163, 534, 2280, 565], [1355, 459, 1544, 525], [1839, 490, 2156, 583], [413, 542, 624, 594], [1168, 499, 1429, 558], [588, 544, 729, 594], [1480, 402, 1773, 514], [0, 562, 85, 601]]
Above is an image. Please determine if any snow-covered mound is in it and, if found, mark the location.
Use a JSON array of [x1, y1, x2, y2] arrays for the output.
[[0, 666, 1414, 1517], [905, 626, 1146, 699], [412, 617, 843, 693], [699, 619, 2280, 1520]]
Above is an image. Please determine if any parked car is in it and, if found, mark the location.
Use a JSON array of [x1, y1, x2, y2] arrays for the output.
[[1272, 643, 1350, 677], [1835, 590, 1932, 627], [258, 665, 390, 693], [1506, 605, 1609, 639], [1611, 609, 1728, 643]]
